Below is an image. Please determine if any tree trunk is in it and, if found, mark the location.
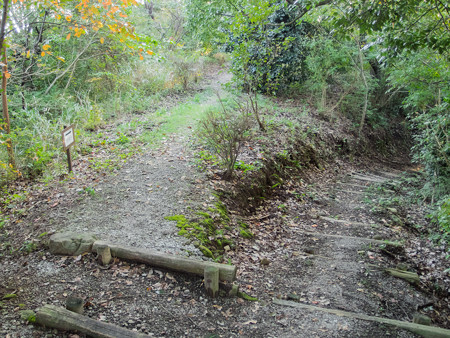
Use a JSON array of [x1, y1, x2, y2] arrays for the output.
[[356, 40, 368, 137], [0, 0, 16, 169]]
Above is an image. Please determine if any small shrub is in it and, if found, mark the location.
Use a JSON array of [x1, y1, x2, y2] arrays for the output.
[[83, 107, 104, 131], [169, 52, 202, 91], [197, 101, 253, 179], [113, 132, 130, 145], [212, 53, 228, 66]]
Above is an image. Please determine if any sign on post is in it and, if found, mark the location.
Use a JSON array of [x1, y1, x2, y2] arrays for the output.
[[61, 125, 75, 173]]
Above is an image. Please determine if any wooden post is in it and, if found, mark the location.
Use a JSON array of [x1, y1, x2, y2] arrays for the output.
[[204, 267, 219, 298], [62, 125, 75, 174], [96, 244, 112, 265], [66, 148, 73, 173]]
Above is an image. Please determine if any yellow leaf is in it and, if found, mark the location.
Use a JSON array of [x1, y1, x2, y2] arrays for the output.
[[26, 50, 30, 58], [66, 16, 72, 22], [57, 15, 61, 20], [146, 50, 154, 55], [139, 54, 143, 61], [56, 56, 65, 62], [100, 37, 104, 44], [42, 44, 51, 50], [41, 51, 45, 57]]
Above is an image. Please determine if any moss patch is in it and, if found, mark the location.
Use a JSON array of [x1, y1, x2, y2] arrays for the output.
[[165, 202, 234, 261]]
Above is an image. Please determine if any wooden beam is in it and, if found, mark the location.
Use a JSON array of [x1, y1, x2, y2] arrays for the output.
[[273, 299, 450, 338], [36, 304, 149, 338], [319, 216, 378, 228], [92, 241, 237, 282]]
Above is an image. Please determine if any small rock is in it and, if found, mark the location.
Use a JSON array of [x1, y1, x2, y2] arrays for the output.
[[19, 310, 36, 322], [260, 258, 270, 266], [287, 293, 300, 301], [66, 296, 84, 314], [49, 232, 97, 256], [373, 235, 383, 240], [387, 207, 398, 214], [396, 263, 409, 271], [304, 247, 315, 255]]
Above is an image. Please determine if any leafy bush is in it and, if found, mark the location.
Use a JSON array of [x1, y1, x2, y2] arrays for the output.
[[388, 49, 450, 200], [197, 101, 253, 179], [436, 198, 450, 239]]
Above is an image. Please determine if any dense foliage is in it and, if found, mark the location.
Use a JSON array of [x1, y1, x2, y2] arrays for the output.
[[186, 0, 449, 238]]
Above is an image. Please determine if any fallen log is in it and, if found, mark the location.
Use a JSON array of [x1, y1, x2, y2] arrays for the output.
[[35, 304, 149, 338], [92, 241, 237, 282]]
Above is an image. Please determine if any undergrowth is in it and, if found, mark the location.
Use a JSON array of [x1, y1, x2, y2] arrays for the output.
[[366, 170, 450, 245]]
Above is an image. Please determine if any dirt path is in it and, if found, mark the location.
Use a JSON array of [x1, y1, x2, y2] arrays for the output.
[[44, 67, 232, 256]]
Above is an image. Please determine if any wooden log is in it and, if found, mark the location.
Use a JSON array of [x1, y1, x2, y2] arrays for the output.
[[36, 304, 149, 338], [274, 299, 450, 338], [385, 268, 420, 285], [204, 267, 219, 298], [92, 241, 237, 282]]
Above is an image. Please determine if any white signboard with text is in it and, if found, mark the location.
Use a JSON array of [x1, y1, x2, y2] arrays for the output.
[[62, 125, 75, 150]]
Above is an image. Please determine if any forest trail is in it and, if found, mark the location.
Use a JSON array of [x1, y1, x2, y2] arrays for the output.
[[1, 66, 448, 337], [43, 67, 232, 256]]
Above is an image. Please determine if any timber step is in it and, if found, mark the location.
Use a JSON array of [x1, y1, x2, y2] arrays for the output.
[[292, 229, 393, 244], [319, 216, 379, 228], [349, 174, 389, 183], [273, 299, 450, 338]]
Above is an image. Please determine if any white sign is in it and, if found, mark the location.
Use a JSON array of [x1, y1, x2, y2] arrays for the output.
[[62, 125, 75, 150]]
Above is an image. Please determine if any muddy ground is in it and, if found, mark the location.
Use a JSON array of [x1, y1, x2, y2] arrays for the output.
[[0, 65, 448, 337]]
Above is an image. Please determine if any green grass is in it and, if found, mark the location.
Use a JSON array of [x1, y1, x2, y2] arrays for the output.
[[139, 89, 224, 146]]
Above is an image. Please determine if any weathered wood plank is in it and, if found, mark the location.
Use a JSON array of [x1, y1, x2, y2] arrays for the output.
[[319, 216, 378, 228], [36, 304, 149, 338], [273, 299, 450, 338], [92, 241, 237, 282], [350, 174, 387, 183]]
